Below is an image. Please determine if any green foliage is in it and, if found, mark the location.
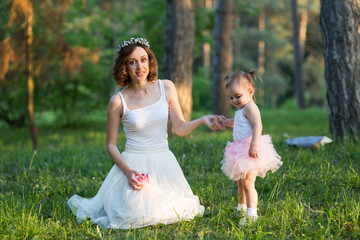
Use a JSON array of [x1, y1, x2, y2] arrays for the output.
[[132, 0, 167, 67], [303, 57, 326, 106], [0, 1, 28, 127], [233, 0, 325, 108], [0, 0, 327, 128], [192, 70, 212, 111], [0, 76, 27, 127], [1, 108, 359, 239], [261, 72, 288, 108], [194, 3, 215, 62]]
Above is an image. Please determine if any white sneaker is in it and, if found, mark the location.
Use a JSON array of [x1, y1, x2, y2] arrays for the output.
[[235, 204, 247, 217], [235, 207, 246, 217], [239, 215, 258, 226], [239, 216, 247, 226]]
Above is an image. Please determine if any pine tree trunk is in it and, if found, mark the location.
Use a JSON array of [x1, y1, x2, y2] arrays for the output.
[[212, 0, 233, 117], [299, 10, 308, 62], [202, 1, 213, 77], [203, 41, 211, 77], [163, 0, 195, 122], [258, 5, 265, 74], [291, 0, 306, 109], [320, 0, 360, 139], [25, 0, 38, 149], [257, 5, 265, 106]]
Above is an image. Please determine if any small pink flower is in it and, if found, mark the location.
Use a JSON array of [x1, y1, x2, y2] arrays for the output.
[[136, 173, 149, 183]]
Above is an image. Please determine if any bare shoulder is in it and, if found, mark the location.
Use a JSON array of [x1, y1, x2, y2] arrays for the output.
[[162, 79, 175, 89], [162, 79, 177, 101], [243, 102, 260, 117], [109, 93, 122, 106], [247, 101, 259, 110], [108, 93, 123, 115]]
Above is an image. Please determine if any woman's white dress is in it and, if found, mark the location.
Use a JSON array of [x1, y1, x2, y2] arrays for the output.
[[67, 80, 204, 229]]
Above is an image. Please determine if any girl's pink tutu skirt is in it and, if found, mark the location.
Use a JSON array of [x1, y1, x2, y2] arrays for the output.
[[221, 135, 282, 180]]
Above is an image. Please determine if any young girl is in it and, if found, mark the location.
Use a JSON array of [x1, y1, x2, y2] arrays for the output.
[[220, 70, 282, 226]]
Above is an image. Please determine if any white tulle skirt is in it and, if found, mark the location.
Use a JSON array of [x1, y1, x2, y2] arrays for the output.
[[221, 135, 282, 180], [67, 147, 204, 229]]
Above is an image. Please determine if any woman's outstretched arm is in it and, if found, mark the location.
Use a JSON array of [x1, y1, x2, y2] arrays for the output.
[[164, 80, 224, 137]]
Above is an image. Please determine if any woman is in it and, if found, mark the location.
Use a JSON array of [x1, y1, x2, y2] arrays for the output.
[[67, 37, 223, 229]]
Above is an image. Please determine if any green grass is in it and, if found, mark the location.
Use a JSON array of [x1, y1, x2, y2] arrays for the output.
[[1, 108, 359, 239]]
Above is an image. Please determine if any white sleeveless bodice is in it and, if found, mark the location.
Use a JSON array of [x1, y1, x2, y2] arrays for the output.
[[233, 107, 253, 140], [118, 80, 168, 149]]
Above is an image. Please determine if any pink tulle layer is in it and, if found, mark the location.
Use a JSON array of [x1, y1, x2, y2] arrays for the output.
[[221, 135, 282, 180]]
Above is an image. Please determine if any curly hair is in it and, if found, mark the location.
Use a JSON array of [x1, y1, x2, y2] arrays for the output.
[[112, 44, 158, 87]]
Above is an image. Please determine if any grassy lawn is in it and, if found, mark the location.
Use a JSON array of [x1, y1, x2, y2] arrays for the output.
[[1, 107, 359, 239]]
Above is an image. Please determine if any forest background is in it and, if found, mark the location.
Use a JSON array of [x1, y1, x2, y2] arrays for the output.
[[0, 0, 324, 130], [1, 0, 360, 239]]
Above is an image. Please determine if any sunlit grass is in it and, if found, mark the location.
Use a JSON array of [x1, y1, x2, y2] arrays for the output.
[[1, 108, 359, 239]]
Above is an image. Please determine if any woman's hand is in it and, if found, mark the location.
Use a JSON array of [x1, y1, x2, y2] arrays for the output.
[[215, 115, 228, 129], [165, 80, 226, 135], [202, 115, 227, 130], [126, 170, 144, 190]]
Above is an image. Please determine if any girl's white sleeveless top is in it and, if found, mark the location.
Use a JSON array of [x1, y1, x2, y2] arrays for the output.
[[233, 107, 253, 140], [118, 80, 168, 149]]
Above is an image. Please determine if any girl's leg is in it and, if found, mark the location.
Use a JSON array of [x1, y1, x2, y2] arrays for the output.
[[236, 180, 247, 212], [237, 180, 246, 205], [242, 170, 258, 208], [239, 170, 258, 225]]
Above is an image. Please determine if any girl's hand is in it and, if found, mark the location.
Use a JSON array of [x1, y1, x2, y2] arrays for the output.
[[222, 117, 234, 128], [215, 115, 227, 129], [249, 146, 258, 158], [202, 115, 226, 130], [211, 116, 234, 128], [126, 170, 144, 190]]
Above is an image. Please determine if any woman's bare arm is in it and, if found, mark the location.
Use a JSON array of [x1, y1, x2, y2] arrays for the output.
[[164, 80, 222, 136], [106, 94, 143, 190]]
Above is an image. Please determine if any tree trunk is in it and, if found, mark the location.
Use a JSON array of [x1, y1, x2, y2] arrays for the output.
[[258, 5, 265, 75], [320, 0, 360, 139], [212, 0, 234, 117], [291, 0, 306, 109], [257, 5, 265, 106], [163, 0, 195, 122], [299, 9, 308, 63], [202, 0, 213, 77], [25, 0, 38, 150], [203, 40, 211, 77]]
